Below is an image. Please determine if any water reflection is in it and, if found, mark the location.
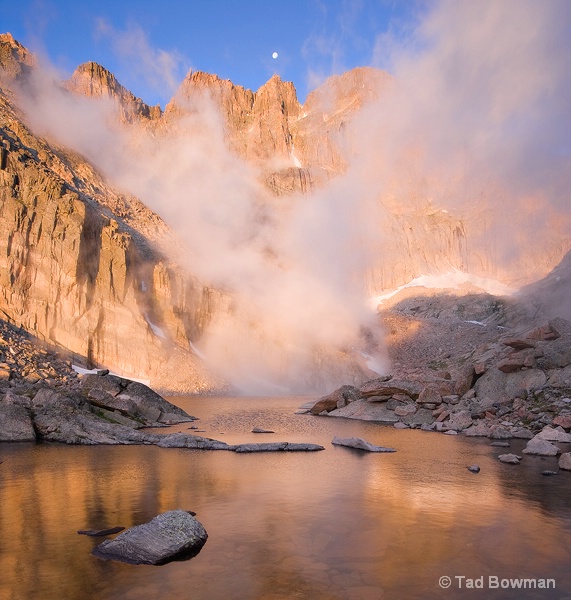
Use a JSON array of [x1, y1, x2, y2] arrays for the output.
[[0, 396, 570, 600]]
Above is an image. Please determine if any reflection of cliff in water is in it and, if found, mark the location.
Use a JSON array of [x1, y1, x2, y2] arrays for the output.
[[1, 397, 570, 600], [0, 443, 240, 600]]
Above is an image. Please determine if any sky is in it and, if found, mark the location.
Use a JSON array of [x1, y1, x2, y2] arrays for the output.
[[2, 0, 418, 106]]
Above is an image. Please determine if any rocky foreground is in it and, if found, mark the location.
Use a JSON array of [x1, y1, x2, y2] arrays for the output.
[[0, 319, 322, 452], [305, 297, 571, 467]]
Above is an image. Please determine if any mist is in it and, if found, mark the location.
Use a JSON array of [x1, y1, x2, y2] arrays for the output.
[[10, 0, 571, 392], [362, 0, 571, 264]]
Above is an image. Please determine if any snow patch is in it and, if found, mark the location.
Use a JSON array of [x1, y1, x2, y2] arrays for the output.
[[370, 270, 515, 308], [144, 314, 166, 339], [71, 365, 150, 385], [189, 340, 206, 359], [357, 350, 384, 375], [465, 320, 486, 326], [290, 146, 302, 168]]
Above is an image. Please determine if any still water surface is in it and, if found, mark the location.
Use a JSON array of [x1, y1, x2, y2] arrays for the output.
[[1, 396, 570, 600]]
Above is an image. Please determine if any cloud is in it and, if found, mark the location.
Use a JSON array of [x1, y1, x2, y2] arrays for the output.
[[94, 19, 189, 104], [361, 0, 571, 274]]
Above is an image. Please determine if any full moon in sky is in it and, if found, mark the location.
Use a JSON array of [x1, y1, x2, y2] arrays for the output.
[[272, 52, 278, 59]]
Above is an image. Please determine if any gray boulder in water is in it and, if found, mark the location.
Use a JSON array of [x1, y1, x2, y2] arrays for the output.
[[331, 436, 396, 452], [91, 510, 207, 565]]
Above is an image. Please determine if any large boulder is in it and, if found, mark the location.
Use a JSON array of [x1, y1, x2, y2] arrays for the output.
[[81, 374, 195, 424], [536, 335, 571, 369], [309, 385, 359, 415], [536, 426, 571, 443], [91, 510, 207, 565], [522, 436, 561, 456], [474, 368, 547, 403]]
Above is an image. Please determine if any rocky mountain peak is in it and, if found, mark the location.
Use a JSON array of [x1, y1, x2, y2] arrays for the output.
[[254, 74, 300, 119], [66, 61, 161, 122], [0, 32, 36, 81]]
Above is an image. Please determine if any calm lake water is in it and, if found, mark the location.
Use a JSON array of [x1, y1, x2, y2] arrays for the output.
[[1, 396, 570, 600]]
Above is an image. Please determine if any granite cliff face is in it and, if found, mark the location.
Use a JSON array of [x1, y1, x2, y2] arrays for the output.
[[0, 32, 569, 393], [0, 46, 225, 392]]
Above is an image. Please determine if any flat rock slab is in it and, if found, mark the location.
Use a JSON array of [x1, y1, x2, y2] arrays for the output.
[[328, 399, 399, 422], [331, 436, 396, 452], [91, 510, 207, 565], [78, 526, 125, 536], [232, 442, 324, 453]]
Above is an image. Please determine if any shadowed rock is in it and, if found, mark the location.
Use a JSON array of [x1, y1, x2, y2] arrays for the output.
[[91, 510, 207, 565], [0, 404, 36, 441], [331, 436, 396, 452]]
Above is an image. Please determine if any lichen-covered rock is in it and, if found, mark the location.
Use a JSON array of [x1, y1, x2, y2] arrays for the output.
[[91, 510, 207, 565]]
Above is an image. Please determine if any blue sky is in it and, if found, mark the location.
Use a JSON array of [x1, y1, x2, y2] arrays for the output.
[[2, 0, 420, 106]]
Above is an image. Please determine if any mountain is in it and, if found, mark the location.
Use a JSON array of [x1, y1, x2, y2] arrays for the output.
[[0, 33, 569, 393]]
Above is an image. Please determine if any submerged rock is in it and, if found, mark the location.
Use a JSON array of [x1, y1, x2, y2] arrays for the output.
[[331, 436, 396, 452], [91, 510, 207, 565], [498, 453, 522, 464]]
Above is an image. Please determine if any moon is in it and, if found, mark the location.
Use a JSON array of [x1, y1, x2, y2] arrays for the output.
[[272, 52, 278, 59]]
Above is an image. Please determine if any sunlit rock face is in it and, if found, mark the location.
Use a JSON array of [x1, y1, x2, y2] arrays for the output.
[[0, 63, 225, 392], [0, 32, 569, 393], [66, 62, 162, 123]]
